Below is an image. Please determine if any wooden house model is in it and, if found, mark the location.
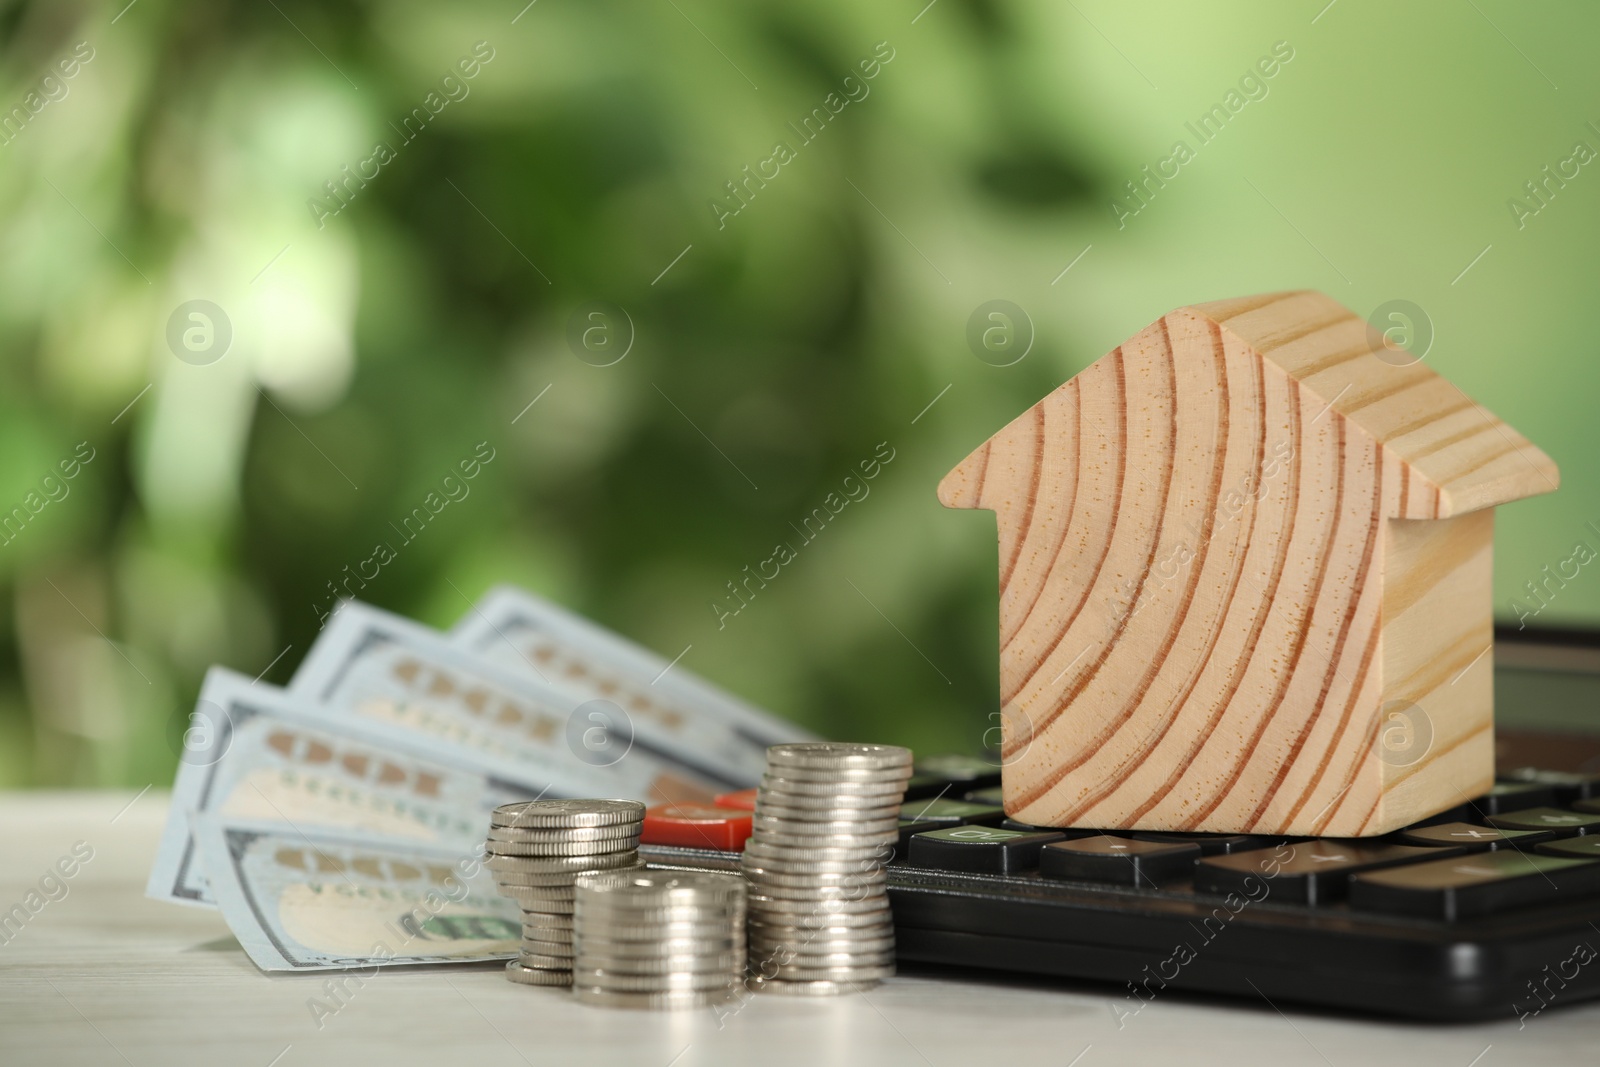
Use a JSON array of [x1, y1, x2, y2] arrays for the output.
[[938, 291, 1558, 836]]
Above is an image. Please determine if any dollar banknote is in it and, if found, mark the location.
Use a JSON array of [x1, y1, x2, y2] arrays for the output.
[[147, 667, 579, 908], [194, 817, 519, 971], [290, 600, 741, 801], [450, 585, 817, 777]]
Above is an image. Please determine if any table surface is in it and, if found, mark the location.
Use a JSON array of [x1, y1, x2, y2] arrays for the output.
[[3, 790, 1597, 1067]]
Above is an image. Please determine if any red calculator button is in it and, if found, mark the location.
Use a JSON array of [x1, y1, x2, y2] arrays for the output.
[[642, 803, 753, 851], [713, 788, 759, 811]]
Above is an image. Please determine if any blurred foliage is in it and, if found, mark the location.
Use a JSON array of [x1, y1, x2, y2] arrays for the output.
[[0, 0, 1597, 786]]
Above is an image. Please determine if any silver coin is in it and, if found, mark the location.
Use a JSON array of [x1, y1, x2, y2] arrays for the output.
[[752, 977, 881, 996], [496, 871, 585, 888], [487, 823, 643, 844], [749, 931, 895, 952], [758, 764, 914, 787], [743, 885, 885, 906], [747, 908, 890, 930], [573, 969, 739, 993], [497, 863, 643, 888], [745, 884, 888, 906], [577, 921, 737, 942], [743, 883, 886, 904], [767, 962, 896, 982], [766, 743, 913, 772], [571, 986, 732, 1009], [575, 868, 745, 904], [746, 833, 898, 853], [487, 851, 642, 875], [492, 799, 646, 829], [519, 898, 577, 916], [759, 769, 913, 789], [752, 818, 902, 838], [523, 928, 574, 945], [575, 953, 744, 975], [505, 960, 574, 987], [739, 851, 896, 876], [757, 785, 905, 806], [742, 849, 895, 870], [574, 892, 745, 912], [519, 951, 578, 969], [755, 802, 905, 822], [758, 781, 906, 801], [739, 854, 893, 877], [741, 865, 888, 889], [521, 911, 575, 931], [498, 884, 577, 903], [751, 809, 903, 829], [487, 837, 641, 858], [521, 937, 576, 957], [759, 775, 905, 798], [743, 838, 897, 861], [745, 927, 889, 940], [748, 824, 901, 845], [747, 921, 892, 940], [575, 936, 742, 958], [754, 810, 901, 829], [761, 767, 915, 793], [572, 904, 742, 926], [753, 944, 897, 966], [748, 943, 895, 966]]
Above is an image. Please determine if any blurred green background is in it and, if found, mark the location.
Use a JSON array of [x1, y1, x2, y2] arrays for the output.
[[1, 0, 1597, 788]]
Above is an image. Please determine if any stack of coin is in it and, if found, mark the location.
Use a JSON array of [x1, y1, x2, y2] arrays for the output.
[[571, 869, 746, 1009], [486, 799, 646, 988], [741, 742, 914, 995]]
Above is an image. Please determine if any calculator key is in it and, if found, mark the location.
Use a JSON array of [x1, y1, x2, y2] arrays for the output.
[[1536, 836, 1600, 860], [1130, 831, 1274, 856], [1398, 822, 1553, 850], [896, 819, 943, 857], [1483, 806, 1600, 835], [1348, 851, 1600, 920], [1039, 836, 1200, 887], [963, 786, 1006, 806], [1572, 798, 1600, 816], [1195, 841, 1448, 906], [1467, 781, 1559, 817], [906, 825, 1064, 874], [641, 803, 753, 851], [1501, 768, 1600, 803], [712, 788, 759, 811], [900, 798, 1007, 827]]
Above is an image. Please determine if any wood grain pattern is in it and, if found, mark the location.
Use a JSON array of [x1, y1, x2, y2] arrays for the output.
[[938, 291, 1556, 836]]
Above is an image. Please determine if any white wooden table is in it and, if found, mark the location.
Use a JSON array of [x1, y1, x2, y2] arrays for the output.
[[2, 790, 1595, 1067]]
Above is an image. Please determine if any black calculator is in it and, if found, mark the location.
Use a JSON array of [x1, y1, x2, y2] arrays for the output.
[[642, 627, 1600, 1022]]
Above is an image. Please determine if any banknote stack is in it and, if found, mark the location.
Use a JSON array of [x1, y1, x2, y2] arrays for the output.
[[493, 800, 646, 987], [572, 869, 747, 1009], [145, 586, 817, 973], [741, 742, 914, 995]]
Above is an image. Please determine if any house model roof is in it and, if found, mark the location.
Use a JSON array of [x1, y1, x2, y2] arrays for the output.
[[940, 290, 1557, 520]]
